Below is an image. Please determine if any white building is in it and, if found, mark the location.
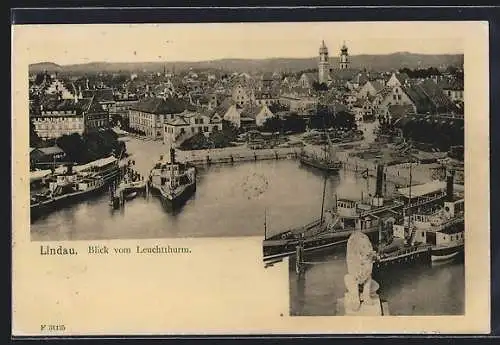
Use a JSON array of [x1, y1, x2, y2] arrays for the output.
[[163, 110, 223, 146]]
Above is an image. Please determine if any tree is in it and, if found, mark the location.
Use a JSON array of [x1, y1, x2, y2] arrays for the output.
[[334, 111, 356, 131], [30, 120, 43, 148], [312, 81, 328, 91], [261, 116, 282, 133], [268, 102, 290, 114], [282, 114, 306, 134]]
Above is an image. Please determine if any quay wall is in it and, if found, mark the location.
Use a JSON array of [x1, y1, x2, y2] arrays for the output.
[[177, 147, 302, 166]]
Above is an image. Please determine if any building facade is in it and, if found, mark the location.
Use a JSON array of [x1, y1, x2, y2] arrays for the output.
[[30, 96, 109, 140], [129, 97, 191, 139], [163, 110, 223, 146]]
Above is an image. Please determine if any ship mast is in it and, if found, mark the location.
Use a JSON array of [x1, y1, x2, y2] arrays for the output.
[[319, 171, 327, 225], [264, 208, 267, 240], [406, 161, 413, 243]]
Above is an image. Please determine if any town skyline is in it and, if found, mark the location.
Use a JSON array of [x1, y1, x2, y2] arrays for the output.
[[17, 22, 464, 66]]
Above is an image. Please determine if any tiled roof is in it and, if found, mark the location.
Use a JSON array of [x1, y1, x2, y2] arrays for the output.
[[391, 72, 409, 84], [438, 78, 464, 91], [402, 84, 433, 114], [261, 72, 274, 81], [418, 79, 458, 112], [36, 97, 96, 115], [215, 98, 236, 115], [130, 96, 194, 114], [82, 88, 115, 102], [387, 104, 416, 119], [38, 146, 65, 156], [370, 80, 385, 93], [240, 105, 266, 119], [377, 86, 393, 99], [302, 72, 319, 83], [331, 69, 360, 81]]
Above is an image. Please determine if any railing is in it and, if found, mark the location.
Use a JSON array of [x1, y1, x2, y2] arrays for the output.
[[403, 191, 448, 210], [429, 214, 464, 232]]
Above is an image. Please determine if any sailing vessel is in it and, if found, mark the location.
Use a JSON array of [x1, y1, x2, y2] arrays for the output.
[[148, 147, 196, 210], [299, 108, 342, 173], [30, 155, 121, 221]]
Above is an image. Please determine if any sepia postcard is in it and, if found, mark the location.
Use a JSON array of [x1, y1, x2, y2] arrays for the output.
[[12, 21, 490, 335]]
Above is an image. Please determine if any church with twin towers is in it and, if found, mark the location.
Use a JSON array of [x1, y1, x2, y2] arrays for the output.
[[318, 40, 350, 84]]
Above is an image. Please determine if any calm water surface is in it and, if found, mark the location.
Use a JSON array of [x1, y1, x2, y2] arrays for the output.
[[289, 247, 464, 316], [30, 136, 464, 315], [31, 156, 394, 241]]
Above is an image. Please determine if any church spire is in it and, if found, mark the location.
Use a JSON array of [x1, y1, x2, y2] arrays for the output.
[[318, 40, 330, 84]]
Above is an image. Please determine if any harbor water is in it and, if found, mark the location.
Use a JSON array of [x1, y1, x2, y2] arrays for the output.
[[30, 136, 464, 315], [289, 246, 464, 316], [31, 136, 399, 241]]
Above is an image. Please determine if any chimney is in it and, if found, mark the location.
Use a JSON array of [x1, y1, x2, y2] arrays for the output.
[[170, 147, 176, 164], [371, 163, 385, 207], [375, 164, 384, 198], [446, 170, 455, 202]]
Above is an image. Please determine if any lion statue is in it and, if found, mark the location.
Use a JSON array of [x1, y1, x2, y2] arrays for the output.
[[344, 230, 379, 312]]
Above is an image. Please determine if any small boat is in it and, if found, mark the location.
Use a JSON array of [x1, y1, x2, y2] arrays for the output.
[[123, 191, 138, 201]]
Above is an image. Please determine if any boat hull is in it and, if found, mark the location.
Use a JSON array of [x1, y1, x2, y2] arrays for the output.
[[263, 227, 379, 262], [150, 181, 197, 211], [373, 245, 432, 272], [30, 167, 120, 222], [431, 243, 464, 262], [299, 156, 342, 173]]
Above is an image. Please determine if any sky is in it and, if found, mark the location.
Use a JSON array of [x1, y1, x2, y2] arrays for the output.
[[14, 22, 465, 65]]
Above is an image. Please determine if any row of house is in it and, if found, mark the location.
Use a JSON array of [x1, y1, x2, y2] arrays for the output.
[[30, 93, 110, 140]]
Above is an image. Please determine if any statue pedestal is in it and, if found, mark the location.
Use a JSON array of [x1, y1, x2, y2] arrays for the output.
[[336, 296, 383, 316]]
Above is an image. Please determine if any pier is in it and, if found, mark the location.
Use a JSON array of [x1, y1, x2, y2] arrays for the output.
[[178, 147, 301, 166]]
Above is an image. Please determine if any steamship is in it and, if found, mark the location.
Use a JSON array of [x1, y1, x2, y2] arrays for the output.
[[30, 156, 121, 221], [148, 148, 197, 210], [262, 164, 452, 262], [373, 172, 464, 270], [398, 173, 465, 262]]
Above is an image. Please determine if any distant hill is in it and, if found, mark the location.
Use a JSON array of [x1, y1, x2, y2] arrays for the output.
[[29, 62, 64, 73], [29, 52, 464, 75]]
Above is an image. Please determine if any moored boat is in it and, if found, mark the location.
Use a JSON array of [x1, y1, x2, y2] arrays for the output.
[[149, 147, 196, 211], [262, 163, 453, 263], [30, 156, 121, 221]]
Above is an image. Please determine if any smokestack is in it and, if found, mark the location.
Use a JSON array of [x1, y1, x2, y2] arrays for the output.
[[446, 170, 455, 201], [170, 148, 176, 165], [375, 164, 384, 197]]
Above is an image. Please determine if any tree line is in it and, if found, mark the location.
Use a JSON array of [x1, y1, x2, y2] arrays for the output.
[[31, 128, 126, 164]]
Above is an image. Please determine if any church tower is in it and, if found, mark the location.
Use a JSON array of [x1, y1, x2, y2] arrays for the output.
[[340, 41, 350, 70], [318, 40, 330, 84]]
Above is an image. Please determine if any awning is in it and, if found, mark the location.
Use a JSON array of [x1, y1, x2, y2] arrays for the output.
[[397, 180, 446, 198], [30, 170, 52, 182]]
